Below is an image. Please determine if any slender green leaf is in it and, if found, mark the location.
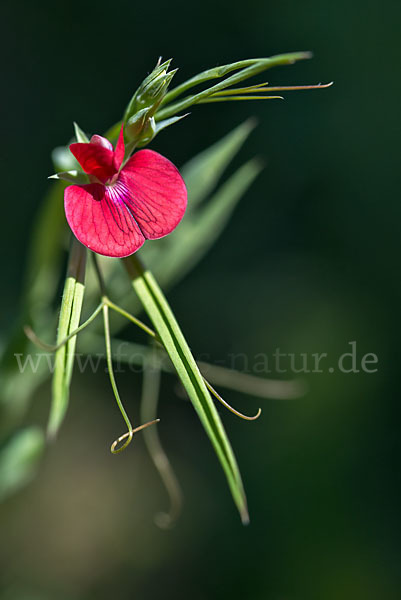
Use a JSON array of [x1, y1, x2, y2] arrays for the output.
[[48, 238, 87, 438], [105, 52, 312, 139], [161, 53, 310, 106], [149, 157, 263, 289], [199, 95, 283, 103], [154, 113, 189, 137], [181, 118, 257, 208], [156, 52, 312, 120], [124, 255, 249, 523], [0, 427, 45, 501]]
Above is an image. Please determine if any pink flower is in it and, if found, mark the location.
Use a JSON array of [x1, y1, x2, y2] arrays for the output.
[[64, 126, 187, 257]]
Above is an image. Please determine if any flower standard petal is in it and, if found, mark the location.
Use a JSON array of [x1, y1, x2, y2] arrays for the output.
[[119, 149, 187, 239], [64, 183, 145, 257]]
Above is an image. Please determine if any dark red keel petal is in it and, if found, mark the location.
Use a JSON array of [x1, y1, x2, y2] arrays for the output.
[[120, 149, 187, 239], [90, 135, 114, 151], [69, 142, 117, 183], [64, 183, 145, 257]]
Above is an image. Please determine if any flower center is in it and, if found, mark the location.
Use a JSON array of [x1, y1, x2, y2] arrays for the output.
[[106, 173, 120, 186]]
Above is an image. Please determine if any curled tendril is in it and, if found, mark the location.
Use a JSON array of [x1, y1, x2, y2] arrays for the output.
[[110, 419, 160, 454], [111, 429, 134, 454], [204, 379, 262, 421], [24, 325, 58, 352]]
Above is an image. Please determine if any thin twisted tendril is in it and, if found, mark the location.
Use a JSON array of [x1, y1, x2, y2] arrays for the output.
[[24, 302, 103, 352], [204, 379, 262, 421], [103, 303, 134, 452], [110, 419, 160, 454], [27, 252, 261, 445]]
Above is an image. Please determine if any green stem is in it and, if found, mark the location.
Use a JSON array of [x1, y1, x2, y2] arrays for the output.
[[48, 237, 87, 438]]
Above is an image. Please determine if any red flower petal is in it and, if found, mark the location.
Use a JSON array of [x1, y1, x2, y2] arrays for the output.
[[64, 148, 187, 258], [120, 149, 187, 239], [69, 142, 117, 183], [64, 183, 145, 257]]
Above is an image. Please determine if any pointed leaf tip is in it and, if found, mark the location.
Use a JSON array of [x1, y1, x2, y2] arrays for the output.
[[48, 170, 89, 184], [73, 122, 90, 144], [241, 507, 250, 525]]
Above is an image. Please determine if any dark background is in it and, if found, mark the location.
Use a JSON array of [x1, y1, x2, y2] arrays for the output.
[[1, 0, 400, 598]]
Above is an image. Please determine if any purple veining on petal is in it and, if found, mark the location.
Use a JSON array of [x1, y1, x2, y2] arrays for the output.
[[65, 145, 187, 257], [105, 179, 142, 235]]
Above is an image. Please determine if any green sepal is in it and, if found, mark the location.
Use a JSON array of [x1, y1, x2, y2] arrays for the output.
[[152, 113, 189, 137], [126, 111, 189, 146], [49, 170, 89, 185], [136, 119, 157, 146], [125, 108, 157, 144], [73, 121, 90, 143]]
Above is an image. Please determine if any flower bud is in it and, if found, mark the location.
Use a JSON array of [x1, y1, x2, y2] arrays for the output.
[[124, 60, 177, 123]]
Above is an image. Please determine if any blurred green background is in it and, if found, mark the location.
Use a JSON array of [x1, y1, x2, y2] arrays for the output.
[[1, 0, 400, 598]]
